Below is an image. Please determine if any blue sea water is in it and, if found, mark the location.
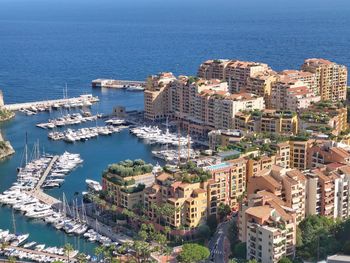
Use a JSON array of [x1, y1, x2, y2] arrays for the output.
[[0, 0, 350, 255]]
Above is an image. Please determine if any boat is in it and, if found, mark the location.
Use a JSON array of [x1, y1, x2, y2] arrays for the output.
[[23, 241, 37, 248]]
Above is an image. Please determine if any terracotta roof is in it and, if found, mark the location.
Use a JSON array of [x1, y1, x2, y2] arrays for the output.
[[256, 190, 285, 206], [157, 173, 172, 182], [245, 205, 273, 220]]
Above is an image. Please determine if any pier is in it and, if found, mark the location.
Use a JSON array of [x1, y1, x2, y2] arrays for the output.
[[92, 79, 146, 89], [6, 246, 76, 262], [35, 156, 59, 191], [3, 94, 99, 111], [25, 155, 62, 206]]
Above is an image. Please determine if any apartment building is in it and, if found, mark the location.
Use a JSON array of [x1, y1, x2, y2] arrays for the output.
[[285, 85, 321, 112], [197, 59, 231, 80], [234, 109, 298, 135], [280, 70, 318, 95], [144, 72, 176, 120], [102, 171, 155, 210], [247, 166, 306, 223], [307, 143, 350, 169], [204, 158, 247, 214], [299, 102, 347, 136], [238, 193, 297, 263], [302, 58, 348, 101], [208, 129, 245, 150], [304, 164, 350, 219], [143, 172, 208, 228], [224, 60, 271, 93]]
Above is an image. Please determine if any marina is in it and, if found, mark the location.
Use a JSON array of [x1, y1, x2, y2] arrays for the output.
[[0, 229, 80, 263], [130, 125, 193, 146], [48, 125, 128, 142], [36, 113, 102, 129], [3, 94, 99, 112]]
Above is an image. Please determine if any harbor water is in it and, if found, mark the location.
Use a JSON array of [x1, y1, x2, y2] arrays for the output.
[[0, 89, 159, 255]]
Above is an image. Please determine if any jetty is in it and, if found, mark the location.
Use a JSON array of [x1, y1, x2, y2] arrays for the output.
[[3, 94, 99, 111], [24, 155, 62, 206], [92, 79, 146, 89], [6, 246, 76, 262]]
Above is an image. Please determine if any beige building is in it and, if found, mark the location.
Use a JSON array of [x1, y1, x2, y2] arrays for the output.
[[102, 172, 155, 210], [302, 58, 348, 101], [305, 163, 350, 219], [238, 193, 297, 263], [144, 72, 176, 120], [204, 158, 247, 213]]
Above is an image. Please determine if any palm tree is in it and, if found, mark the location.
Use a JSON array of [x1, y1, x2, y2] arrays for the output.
[[75, 253, 87, 263], [94, 245, 105, 261], [7, 256, 16, 263], [63, 243, 74, 262]]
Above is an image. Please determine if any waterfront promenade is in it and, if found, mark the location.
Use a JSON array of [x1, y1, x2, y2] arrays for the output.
[[92, 79, 146, 89]]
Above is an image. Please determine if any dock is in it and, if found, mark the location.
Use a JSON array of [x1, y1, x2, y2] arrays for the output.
[[3, 94, 99, 111], [92, 79, 146, 89], [26, 155, 62, 206], [35, 156, 59, 190], [6, 246, 76, 262]]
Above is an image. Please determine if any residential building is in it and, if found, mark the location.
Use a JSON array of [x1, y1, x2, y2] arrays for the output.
[[234, 110, 298, 135], [307, 143, 350, 169], [238, 193, 297, 263], [208, 129, 245, 151], [302, 58, 347, 101], [247, 166, 306, 223], [144, 172, 208, 228], [299, 101, 348, 136], [197, 59, 231, 80], [144, 72, 176, 120], [204, 158, 247, 213], [102, 170, 155, 211], [305, 163, 350, 219], [280, 70, 318, 95]]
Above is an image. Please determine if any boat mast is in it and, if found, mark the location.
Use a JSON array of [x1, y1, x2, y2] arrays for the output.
[[25, 132, 28, 166]]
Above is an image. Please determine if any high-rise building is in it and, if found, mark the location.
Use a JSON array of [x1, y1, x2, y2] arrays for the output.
[[238, 193, 297, 263], [301, 58, 348, 101]]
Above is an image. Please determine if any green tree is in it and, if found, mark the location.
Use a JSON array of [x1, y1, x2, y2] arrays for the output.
[[8, 256, 16, 263], [75, 253, 88, 263], [278, 257, 293, 263], [207, 214, 218, 235], [233, 242, 246, 259], [177, 243, 210, 263], [218, 203, 231, 220], [63, 243, 74, 263], [197, 224, 211, 241], [94, 245, 105, 261]]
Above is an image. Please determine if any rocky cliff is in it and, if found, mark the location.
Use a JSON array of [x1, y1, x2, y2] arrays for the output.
[[0, 132, 15, 160]]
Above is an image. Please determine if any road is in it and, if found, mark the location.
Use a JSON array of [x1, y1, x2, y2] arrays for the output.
[[208, 220, 231, 263]]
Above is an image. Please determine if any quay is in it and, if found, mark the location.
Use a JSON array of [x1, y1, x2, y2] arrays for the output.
[[92, 79, 146, 89], [26, 155, 62, 206], [3, 94, 99, 111], [35, 156, 59, 191], [6, 246, 76, 262]]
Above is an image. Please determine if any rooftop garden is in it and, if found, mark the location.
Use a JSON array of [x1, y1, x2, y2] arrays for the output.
[[312, 100, 345, 110], [103, 159, 153, 178], [120, 183, 145, 194], [179, 162, 212, 183], [300, 111, 330, 123]]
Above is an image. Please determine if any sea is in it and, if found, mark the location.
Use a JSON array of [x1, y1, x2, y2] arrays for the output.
[[0, 0, 350, 256]]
